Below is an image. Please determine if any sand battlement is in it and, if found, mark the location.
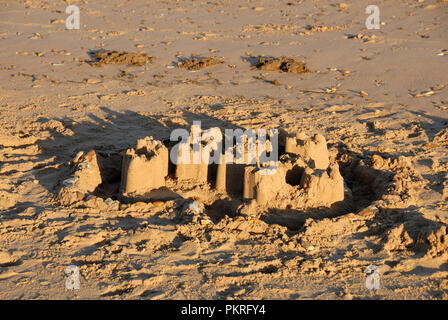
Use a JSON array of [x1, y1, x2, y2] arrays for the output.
[[59, 126, 344, 209]]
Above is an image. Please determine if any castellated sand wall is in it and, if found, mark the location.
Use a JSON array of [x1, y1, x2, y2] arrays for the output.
[[120, 137, 169, 195], [116, 126, 345, 209], [58, 126, 344, 209]]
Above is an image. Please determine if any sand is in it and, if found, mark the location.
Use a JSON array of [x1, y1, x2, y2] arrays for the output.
[[0, 0, 447, 300], [177, 56, 224, 70], [254, 56, 311, 73], [91, 50, 152, 67]]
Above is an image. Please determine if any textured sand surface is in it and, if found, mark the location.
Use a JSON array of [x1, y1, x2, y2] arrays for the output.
[[0, 0, 447, 299]]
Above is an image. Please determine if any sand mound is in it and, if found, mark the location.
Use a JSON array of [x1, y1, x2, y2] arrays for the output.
[[0, 251, 20, 267], [177, 56, 224, 70], [433, 128, 448, 147], [383, 224, 414, 253], [254, 56, 311, 73], [91, 50, 152, 66], [426, 226, 448, 258]]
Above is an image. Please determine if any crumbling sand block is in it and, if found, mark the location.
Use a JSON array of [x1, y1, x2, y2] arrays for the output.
[[426, 226, 448, 257], [58, 150, 103, 205], [120, 137, 168, 195], [285, 132, 329, 169], [298, 163, 345, 207], [73, 150, 103, 193], [58, 189, 84, 206], [243, 165, 286, 205]]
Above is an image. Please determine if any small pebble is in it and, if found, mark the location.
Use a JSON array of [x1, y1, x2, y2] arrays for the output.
[[62, 177, 77, 187]]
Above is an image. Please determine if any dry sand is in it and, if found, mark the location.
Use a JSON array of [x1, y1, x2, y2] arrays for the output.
[[0, 0, 447, 299]]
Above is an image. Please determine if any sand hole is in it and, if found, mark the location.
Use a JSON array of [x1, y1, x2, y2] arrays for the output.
[[285, 166, 304, 186]]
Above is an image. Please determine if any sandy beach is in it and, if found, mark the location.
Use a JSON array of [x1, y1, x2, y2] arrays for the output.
[[0, 0, 447, 299]]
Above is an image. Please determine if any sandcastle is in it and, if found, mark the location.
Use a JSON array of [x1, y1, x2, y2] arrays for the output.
[[241, 132, 344, 208], [59, 126, 345, 210], [120, 137, 169, 195]]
